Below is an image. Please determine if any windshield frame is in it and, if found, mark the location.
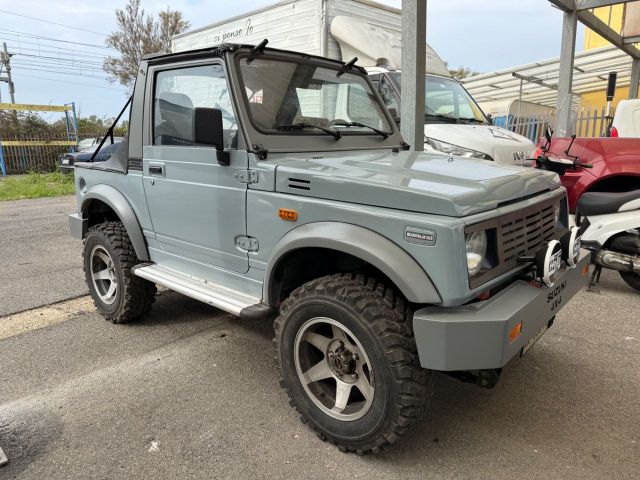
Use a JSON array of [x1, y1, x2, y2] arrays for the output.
[[228, 48, 405, 154], [388, 72, 491, 126]]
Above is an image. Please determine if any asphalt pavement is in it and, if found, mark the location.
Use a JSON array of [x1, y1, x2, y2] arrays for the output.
[[0, 195, 86, 316], [0, 270, 638, 479]]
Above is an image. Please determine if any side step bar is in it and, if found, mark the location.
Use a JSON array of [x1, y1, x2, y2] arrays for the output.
[[133, 264, 262, 317]]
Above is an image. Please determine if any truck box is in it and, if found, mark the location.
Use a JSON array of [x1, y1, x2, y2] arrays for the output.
[[171, 0, 449, 75]]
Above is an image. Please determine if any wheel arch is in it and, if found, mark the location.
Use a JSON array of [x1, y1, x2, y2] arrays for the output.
[[263, 222, 441, 307], [81, 184, 149, 261], [585, 173, 640, 194]]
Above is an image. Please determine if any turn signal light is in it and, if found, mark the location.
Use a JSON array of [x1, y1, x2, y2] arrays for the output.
[[279, 208, 298, 221], [508, 322, 523, 343]]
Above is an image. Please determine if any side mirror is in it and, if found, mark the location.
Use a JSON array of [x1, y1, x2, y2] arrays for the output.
[[193, 107, 230, 166]]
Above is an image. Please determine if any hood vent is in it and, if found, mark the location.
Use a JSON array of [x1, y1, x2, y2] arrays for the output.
[[288, 178, 311, 191]]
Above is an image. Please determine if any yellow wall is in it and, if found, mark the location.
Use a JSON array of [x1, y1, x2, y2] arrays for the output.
[[580, 4, 626, 110], [583, 4, 625, 50]]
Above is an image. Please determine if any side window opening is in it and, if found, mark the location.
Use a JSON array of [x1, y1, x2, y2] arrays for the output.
[[153, 64, 238, 148]]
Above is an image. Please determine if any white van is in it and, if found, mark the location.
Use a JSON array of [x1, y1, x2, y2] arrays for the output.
[[611, 99, 640, 137], [172, 0, 535, 164]]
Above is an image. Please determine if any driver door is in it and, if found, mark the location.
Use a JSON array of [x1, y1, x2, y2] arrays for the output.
[[142, 61, 249, 275]]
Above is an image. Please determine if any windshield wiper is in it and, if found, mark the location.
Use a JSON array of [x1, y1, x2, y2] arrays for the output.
[[459, 117, 487, 125], [424, 113, 459, 123], [330, 121, 389, 139], [276, 123, 341, 140]]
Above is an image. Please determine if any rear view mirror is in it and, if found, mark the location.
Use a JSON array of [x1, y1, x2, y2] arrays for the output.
[[193, 107, 230, 166]]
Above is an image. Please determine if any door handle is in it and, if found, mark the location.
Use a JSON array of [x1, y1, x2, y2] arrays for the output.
[[149, 164, 164, 176]]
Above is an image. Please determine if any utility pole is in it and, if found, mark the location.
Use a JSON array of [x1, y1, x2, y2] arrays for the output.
[[0, 42, 15, 103]]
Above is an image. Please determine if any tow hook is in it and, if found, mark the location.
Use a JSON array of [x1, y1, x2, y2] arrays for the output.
[[446, 369, 502, 389]]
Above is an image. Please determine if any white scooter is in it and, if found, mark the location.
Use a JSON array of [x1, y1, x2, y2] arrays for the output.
[[534, 131, 640, 293]]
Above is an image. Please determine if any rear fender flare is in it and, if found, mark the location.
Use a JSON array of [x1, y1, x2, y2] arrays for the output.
[[81, 184, 149, 261]]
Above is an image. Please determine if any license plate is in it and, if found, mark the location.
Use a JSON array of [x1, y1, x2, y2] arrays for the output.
[[62, 159, 69, 165], [520, 320, 553, 357]]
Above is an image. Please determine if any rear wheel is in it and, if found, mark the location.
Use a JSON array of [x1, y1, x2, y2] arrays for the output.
[[274, 273, 432, 454], [619, 272, 640, 292], [83, 221, 156, 323]]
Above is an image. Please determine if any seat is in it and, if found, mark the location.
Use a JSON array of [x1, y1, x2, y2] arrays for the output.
[[577, 190, 640, 216]]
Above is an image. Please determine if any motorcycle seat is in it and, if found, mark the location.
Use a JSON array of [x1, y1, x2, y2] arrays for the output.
[[577, 190, 640, 216]]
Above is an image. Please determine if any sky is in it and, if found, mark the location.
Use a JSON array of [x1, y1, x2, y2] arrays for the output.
[[0, 0, 585, 119]]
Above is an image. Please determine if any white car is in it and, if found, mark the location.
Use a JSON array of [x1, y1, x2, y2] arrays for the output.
[[611, 99, 640, 137], [367, 67, 536, 165]]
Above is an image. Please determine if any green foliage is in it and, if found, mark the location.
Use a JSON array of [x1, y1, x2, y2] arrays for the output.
[[0, 171, 75, 201], [104, 0, 190, 88], [443, 61, 479, 80], [0, 111, 127, 138]]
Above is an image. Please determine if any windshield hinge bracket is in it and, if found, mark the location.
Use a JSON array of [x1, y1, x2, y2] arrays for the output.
[[235, 169, 259, 184], [235, 235, 259, 252], [251, 144, 268, 160]]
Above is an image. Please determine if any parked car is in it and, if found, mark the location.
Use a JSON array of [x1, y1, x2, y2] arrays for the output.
[[69, 44, 590, 453], [76, 137, 103, 151], [533, 136, 640, 212], [60, 140, 122, 173]]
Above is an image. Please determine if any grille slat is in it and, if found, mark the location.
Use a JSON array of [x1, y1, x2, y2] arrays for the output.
[[498, 202, 557, 263]]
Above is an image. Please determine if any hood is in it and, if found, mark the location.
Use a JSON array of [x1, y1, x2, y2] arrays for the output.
[[274, 150, 561, 217], [424, 124, 535, 166]]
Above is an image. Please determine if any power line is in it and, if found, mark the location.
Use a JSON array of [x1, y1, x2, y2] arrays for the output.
[[1, 40, 111, 60], [12, 63, 108, 78], [11, 65, 111, 80], [0, 28, 115, 50], [13, 53, 105, 68], [0, 9, 110, 37], [11, 72, 127, 92]]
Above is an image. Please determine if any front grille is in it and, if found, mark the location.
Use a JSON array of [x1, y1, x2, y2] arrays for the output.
[[500, 203, 556, 264], [466, 194, 563, 289]]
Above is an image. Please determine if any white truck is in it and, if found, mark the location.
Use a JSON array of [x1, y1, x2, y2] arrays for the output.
[[172, 0, 535, 165]]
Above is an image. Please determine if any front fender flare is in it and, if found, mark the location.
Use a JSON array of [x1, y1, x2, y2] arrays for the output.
[[81, 184, 149, 261], [264, 222, 441, 305]]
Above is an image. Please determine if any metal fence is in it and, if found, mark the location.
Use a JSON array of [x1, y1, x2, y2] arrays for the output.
[[503, 106, 612, 141], [0, 132, 103, 174]]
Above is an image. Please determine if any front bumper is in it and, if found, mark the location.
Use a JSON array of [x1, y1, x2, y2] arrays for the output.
[[413, 251, 591, 371]]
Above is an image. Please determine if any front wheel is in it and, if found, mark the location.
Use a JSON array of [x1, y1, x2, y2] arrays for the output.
[[620, 271, 640, 292], [274, 274, 432, 454]]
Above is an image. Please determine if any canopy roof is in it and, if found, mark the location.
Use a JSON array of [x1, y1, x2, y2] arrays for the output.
[[460, 46, 632, 107]]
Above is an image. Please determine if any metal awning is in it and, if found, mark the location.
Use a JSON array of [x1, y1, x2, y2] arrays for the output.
[[460, 45, 632, 107]]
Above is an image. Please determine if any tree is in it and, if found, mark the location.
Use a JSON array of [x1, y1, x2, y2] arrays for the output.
[[444, 61, 479, 80], [104, 0, 189, 88]]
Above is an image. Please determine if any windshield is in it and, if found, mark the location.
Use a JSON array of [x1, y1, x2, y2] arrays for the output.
[[238, 57, 393, 136], [389, 73, 488, 124]]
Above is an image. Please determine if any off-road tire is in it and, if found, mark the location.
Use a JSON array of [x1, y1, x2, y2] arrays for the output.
[[274, 273, 433, 454], [83, 221, 156, 323], [620, 271, 640, 292]]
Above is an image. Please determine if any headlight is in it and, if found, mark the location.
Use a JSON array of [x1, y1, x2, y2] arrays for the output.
[[466, 230, 487, 276], [425, 137, 493, 161]]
